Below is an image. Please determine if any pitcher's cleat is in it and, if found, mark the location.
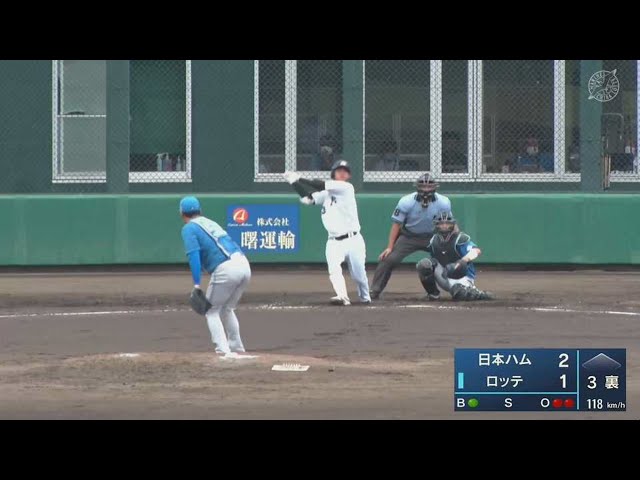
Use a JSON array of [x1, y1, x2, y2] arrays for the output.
[[424, 292, 441, 301], [330, 296, 351, 306], [221, 352, 259, 360]]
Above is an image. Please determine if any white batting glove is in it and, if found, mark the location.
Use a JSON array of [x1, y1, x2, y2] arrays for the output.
[[283, 171, 301, 184], [300, 196, 314, 205]]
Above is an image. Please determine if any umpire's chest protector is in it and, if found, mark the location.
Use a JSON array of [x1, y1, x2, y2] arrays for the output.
[[431, 233, 468, 266]]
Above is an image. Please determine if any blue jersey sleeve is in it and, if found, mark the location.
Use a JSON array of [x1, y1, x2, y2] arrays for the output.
[[456, 240, 477, 257], [181, 223, 201, 255], [182, 224, 202, 285], [391, 198, 409, 224], [187, 250, 202, 286]]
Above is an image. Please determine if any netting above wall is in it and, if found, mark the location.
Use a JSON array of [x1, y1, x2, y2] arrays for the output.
[[0, 60, 638, 194], [254, 59, 639, 190]]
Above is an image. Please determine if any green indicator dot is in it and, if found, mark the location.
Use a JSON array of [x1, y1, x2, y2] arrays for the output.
[[468, 398, 479, 408]]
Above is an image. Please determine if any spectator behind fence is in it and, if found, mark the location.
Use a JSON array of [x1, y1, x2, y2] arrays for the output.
[[508, 135, 553, 173], [311, 134, 338, 171], [374, 139, 400, 171]]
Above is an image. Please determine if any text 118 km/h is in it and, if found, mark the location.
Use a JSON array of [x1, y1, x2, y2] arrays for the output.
[[586, 399, 626, 410]]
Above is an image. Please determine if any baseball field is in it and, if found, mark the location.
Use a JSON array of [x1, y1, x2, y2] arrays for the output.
[[0, 266, 637, 419]]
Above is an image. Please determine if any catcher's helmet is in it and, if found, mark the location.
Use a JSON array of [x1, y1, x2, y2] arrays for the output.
[[433, 210, 457, 239], [331, 159, 351, 179], [415, 172, 439, 205]]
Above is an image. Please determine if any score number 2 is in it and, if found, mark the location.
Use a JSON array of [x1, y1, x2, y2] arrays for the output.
[[559, 353, 569, 389]]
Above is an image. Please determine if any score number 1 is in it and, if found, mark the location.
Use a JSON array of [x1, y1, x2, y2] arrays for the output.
[[559, 353, 569, 388]]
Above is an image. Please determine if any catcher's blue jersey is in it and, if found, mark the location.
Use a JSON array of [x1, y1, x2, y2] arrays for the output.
[[428, 232, 478, 279]]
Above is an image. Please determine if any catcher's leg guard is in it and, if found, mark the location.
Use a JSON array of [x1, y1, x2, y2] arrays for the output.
[[474, 289, 494, 300], [450, 283, 468, 301], [416, 258, 440, 297], [451, 284, 494, 301]]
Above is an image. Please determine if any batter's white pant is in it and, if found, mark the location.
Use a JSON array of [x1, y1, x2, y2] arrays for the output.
[[325, 233, 371, 302], [205, 253, 251, 354]]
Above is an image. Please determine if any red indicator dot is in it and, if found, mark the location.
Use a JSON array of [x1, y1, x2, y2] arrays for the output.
[[552, 399, 563, 408], [564, 398, 575, 408]]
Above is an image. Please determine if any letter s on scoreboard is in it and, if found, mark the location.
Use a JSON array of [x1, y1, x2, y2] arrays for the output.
[[504, 398, 513, 408]]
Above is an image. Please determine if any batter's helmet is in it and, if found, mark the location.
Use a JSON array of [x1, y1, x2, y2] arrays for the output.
[[331, 159, 351, 179]]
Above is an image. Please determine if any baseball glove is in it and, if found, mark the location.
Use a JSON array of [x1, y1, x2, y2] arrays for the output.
[[445, 260, 468, 280], [189, 288, 212, 315]]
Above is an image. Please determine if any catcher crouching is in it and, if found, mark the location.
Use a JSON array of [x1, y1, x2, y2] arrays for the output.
[[416, 211, 493, 301]]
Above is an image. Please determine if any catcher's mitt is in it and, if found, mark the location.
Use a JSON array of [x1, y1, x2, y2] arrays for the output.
[[189, 288, 212, 315], [445, 260, 468, 280]]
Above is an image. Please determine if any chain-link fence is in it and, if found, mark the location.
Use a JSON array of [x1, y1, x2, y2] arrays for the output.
[[258, 59, 638, 190], [256, 60, 343, 177], [362, 60, 636, 187], [0, 60, 63, 194], [0, 60, 638, 194]]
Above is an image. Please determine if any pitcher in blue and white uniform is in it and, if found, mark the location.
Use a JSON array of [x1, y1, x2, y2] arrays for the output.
[[179, 196, 255, 358]]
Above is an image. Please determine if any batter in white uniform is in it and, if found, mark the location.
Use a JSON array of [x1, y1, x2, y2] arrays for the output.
[[284, 160, 371, 306]]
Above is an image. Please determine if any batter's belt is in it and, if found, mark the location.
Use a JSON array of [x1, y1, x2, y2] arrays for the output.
[[329, 231, 359, 241]]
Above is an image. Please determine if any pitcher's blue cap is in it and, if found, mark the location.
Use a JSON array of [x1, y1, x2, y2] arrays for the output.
[[179, 196, 201, 215]]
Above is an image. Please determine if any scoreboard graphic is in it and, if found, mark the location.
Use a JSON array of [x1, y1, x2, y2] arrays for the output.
[[454, 349, 626, 412]]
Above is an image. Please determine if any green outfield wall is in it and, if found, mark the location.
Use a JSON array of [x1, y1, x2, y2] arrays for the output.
[[0, 194, 638, 266]]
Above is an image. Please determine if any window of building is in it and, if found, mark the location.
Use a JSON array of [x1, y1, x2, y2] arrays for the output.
[[479, 60, 559, 179], [364, 60, 431, 181], [254, 60, 343, 181], [53, 60, 191, 184], [52, 60, 107, 183], [129, 60, 191, 183], [363, 60, 474, 182]]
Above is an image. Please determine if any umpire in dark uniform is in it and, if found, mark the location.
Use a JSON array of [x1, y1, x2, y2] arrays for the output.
[[370, 173, 452, 300]]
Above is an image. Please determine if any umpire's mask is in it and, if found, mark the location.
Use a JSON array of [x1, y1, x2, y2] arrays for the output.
[[415, 172, 439, 207]]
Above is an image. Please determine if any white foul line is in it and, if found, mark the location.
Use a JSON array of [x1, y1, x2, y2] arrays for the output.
[[525, 306, 640, 316], [0, 304, 639, 320], [0, 308, 186, 319], [400, 304, 640, 317], [0, 305, 312, 320]]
